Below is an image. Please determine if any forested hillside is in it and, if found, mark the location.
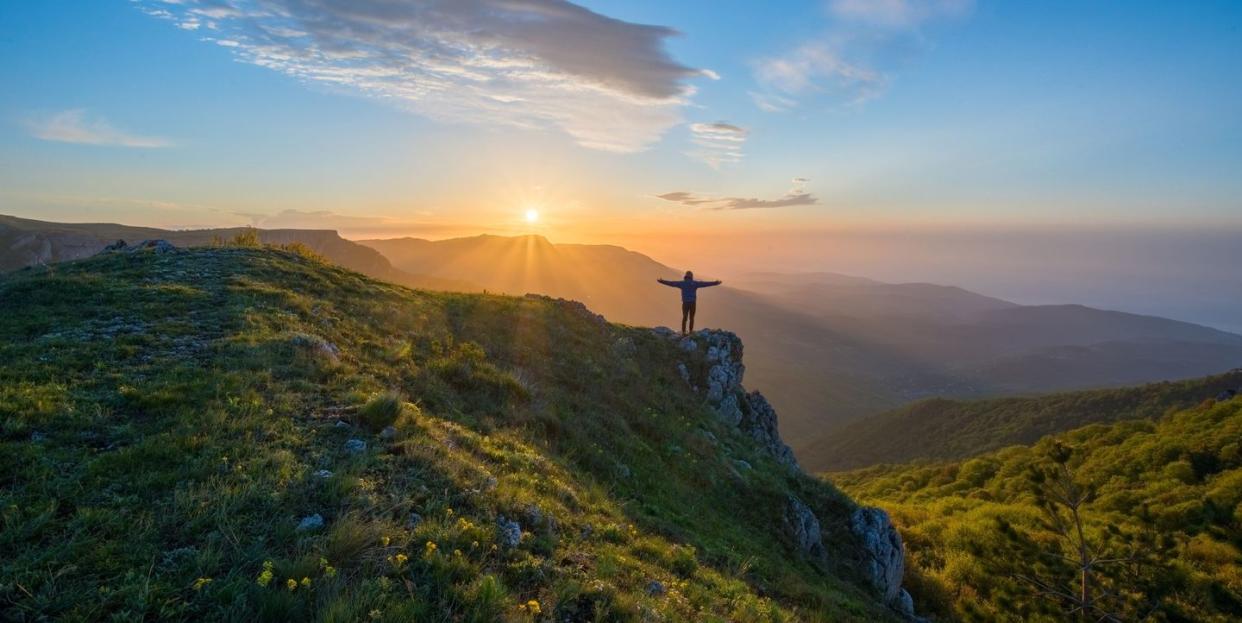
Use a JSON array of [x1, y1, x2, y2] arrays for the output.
[[810, 370, 1242, 470], [831, 396, 1242, 621]]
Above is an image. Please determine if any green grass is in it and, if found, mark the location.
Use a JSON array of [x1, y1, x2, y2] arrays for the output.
[[830, 396, 1242, 621], [0, 247, 893, 622]]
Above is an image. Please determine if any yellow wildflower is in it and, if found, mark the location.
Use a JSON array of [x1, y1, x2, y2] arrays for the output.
[[424, 541, 438, 553], [256, 566, 274, 588], [453, 549, 462, 557], [324, 565, 337, 578], [369, 609, 382, 620], [286, 578, 297, 591], [192, 577, 212, 591], [446, 507, 454, 516], [381, 535, 391, 547], [395, 553, 409, 566], [527, 600, 541, 614], [300, 576, 311, 588]]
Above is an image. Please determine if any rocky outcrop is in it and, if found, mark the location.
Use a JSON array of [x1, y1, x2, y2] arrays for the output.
[[783, 496, 826, 559], [661, 328, 798, 469], [97, 239, 178, 255], [851, 506, 915, 618], [741, 392, 799, 469]]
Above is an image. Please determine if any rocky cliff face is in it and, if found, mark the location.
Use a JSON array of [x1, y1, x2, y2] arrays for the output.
[[657, 326, 919, 620], [659, 328, 800, 470]]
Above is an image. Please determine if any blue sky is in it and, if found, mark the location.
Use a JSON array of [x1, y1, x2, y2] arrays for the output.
[[2, 0, 1240, 235], [1, 1, 1241, 329]]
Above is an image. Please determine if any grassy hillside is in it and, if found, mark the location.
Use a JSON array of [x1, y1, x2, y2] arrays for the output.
[[0, 246, 898, 621], [830, 396, 1242, 621], [808, 370, 1242, 471]]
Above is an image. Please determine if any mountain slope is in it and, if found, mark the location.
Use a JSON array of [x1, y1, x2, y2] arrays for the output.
[[828, 396, 1242, 621], [0, 246, 909, 621], [360, 235, 1242, 445], [0, 214, 473, 291], [807, 369, 1242, 471]]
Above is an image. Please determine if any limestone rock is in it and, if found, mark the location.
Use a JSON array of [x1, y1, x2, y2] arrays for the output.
[[344, 438, 366, 454], [496, 515, 522, 548], [850, 507, 906, 607], [297, 514, 325, 532], [740, 392, 799, 469], [783, 496, 826, 559]]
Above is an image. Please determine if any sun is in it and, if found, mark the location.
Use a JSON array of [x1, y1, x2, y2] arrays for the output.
[[524, 208, 539, 223]]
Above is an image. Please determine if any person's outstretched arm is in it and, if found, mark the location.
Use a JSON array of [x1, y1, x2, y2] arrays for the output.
[[657, 278, 677, 287], [696, 279, 722, 287]]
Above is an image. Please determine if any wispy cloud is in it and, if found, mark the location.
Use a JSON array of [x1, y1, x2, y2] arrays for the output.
[[656, 179, 817, 210], [688, 121, 748, 168], [138, 0, 712, 153], [751, 0, 971, 111], [26, 109, 170, 148]]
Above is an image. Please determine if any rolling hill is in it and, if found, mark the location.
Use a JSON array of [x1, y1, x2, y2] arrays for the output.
[[0, 214, 473, 291], [0, 243, 915, 621], [807, 369, 1242, 471]]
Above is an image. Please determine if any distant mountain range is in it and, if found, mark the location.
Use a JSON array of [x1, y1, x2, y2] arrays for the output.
[[6, 214, 1242, 462]]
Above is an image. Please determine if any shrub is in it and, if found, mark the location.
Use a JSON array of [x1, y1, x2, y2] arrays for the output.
[[230, 228, 262, 247], [358, 391, 405, 432]]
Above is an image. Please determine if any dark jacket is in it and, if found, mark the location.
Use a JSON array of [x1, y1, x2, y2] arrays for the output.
[[657, 278, 722, 302]]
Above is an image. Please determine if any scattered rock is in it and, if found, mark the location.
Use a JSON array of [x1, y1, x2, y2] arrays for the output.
[[496, 515, 522, 548], [679, 337, 698, 352], [379, 425, 397, 440], [313, 469, 333, 479], [344, 439, 366, 454], [132, 239, 176, 254], [407, 513, 422, 528], [676, 362, 690, 384], [30, 431, 47, 443], [1216, 388, 1238, 401], [850, 507, 906, 609], [783, 496, 826, 559], [297, 514, 325, 532], [333, 420, 351, 429], [290, 332, 340, 360], [645, 580, 666, 597], [102, 239, 127, 252], [652, 326, 678, 339], [733, 459, 752, 471]]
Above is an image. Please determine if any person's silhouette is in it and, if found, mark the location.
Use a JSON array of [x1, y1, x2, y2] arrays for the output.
[[657, 270, 722, 334]]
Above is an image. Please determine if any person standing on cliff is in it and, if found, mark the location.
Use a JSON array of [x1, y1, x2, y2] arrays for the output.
[[657, 271, 722, 335]]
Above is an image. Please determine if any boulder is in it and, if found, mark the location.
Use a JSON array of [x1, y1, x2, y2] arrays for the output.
[[783, 496, 826, 559], [344, 438, 366, 454], [850, 507, 906, 608], [645, 580, 666, 597], [496, 515, 522, 548], [296, 514, 325, 532]]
